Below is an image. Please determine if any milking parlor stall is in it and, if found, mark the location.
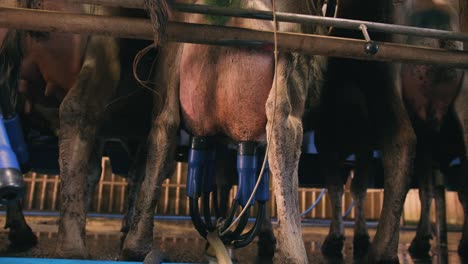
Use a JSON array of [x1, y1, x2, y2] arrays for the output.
[[1, 0, 468, 263]]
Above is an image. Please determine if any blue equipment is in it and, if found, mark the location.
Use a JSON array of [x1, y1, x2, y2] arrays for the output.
[[0, 111, 27, 204], [186, 137, 269, 248]]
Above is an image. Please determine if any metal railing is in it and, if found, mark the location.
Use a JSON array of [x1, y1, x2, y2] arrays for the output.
[[1, 3, 468, 67], [15, 158, 387, 221]]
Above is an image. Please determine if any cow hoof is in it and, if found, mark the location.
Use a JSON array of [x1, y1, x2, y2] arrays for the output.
[[120, 231, 153, 261], [458, 239, 468, 258], [143, 249, 168, 264], [273, 239, 308, 264], [353, 234, 370, 259], [55, 244, 90, 259], [120, 244, 152, 261], [120, 249, 149, 261], [257, 231, 276, 258], [321, 234, 345, 258], [273, 253, 308, 264], [365, 247, 399, 264], [378, 259, 400, 264], [8, 226, 38, 250], [408, 235, 431, 259]]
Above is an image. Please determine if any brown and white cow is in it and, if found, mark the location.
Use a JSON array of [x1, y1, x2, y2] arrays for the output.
[[0, 0, 36, 251], [0, 0, 170, 260], [315, 0, 466, 262], [145, 0, 326, 263]]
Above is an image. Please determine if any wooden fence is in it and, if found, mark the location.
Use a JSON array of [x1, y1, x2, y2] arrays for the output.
[[17, 157, 465, 226]]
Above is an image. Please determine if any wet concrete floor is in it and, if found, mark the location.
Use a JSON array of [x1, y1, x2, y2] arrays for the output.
[[0, 215, 464, 263]]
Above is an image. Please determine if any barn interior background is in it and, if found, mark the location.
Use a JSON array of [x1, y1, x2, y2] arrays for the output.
[[15, 157, 464, 227]]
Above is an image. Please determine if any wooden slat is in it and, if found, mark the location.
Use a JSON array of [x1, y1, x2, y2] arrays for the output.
[[39, 175, 47, 210], [301, 190, 306, 217], [96, 158, 106, 212], [175, 162, 182, 215], [16, 159, 464, 226], [108, 173, 115, 212], [311, 191, 316, 219], [119, 178, 126, 213], [27, 173, 37, 210], [163, 178, 170, 214], [51, 175, 59, 210]]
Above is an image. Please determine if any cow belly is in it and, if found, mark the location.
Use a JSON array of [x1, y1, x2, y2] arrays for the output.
[[180, 45, 274, 141], [402, 64, 463, 129]]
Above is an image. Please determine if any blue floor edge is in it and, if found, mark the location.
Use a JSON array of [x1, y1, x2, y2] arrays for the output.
[[0, 258, 190, 264], [0, 258, 141, 264]]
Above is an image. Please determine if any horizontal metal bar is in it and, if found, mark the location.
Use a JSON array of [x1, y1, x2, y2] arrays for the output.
[[1, 7, 468, 68], [65, 0, 144, 9], [0, 7, 153, 39], [172, 3, 468, 42], [176, 4, 468, 42], [62, 0, 468, 42]]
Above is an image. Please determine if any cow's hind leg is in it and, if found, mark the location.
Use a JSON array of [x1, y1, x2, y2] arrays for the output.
[[120, 144, 146, 245], [457, 163, 468, 258], [120, 42, 180, 261], [409, 152, 433, 258], [55, 36, 120, 259], [257, 209, 276, 259], [367, 99, 416, 263], [352, 150, 372, 259], [85, 140, 105, 211], [320, 152, 345, 258], [254, 148, 276, 259], [6, 200, 37, 249], [451, 77, 468, 258], [266, 54, 307, 264]]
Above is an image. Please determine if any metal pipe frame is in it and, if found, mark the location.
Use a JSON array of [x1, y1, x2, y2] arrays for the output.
[[65, 0, 144, 9], [1, 7, 468, 68], [62, 0, 468, 42]]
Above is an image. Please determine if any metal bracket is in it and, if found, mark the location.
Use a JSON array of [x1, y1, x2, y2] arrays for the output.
[[359, 24, 379, 55]]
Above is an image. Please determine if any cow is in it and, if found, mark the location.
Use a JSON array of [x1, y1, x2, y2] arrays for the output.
[[315, 0, 465, 262], [406, 3, 468, 260], [0, 0, 170, 260], [0, 0, 36, 251], [145, 0, 326, 262]]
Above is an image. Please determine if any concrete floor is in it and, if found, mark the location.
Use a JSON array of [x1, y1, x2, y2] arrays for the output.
[[0, 215, 464, 263]]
